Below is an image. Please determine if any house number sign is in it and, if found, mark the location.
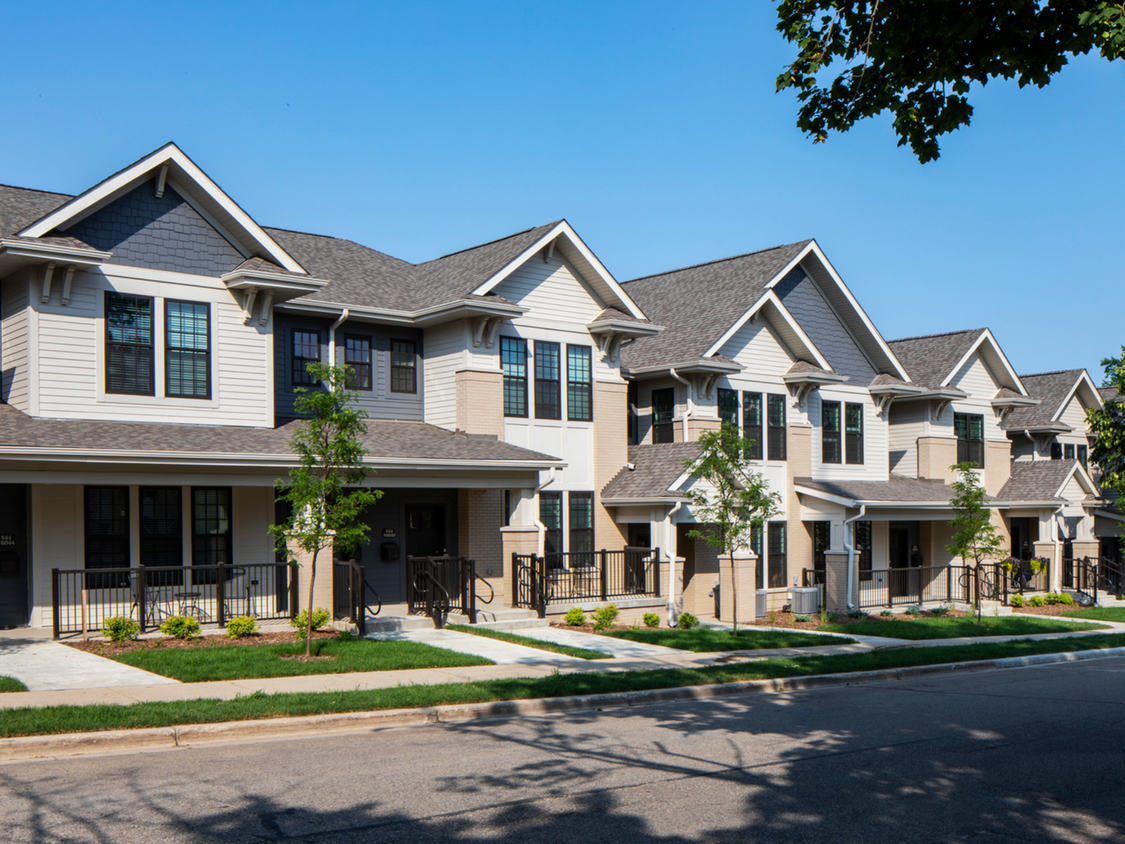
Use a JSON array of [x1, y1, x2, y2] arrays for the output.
[[0, 536, 14, 546]]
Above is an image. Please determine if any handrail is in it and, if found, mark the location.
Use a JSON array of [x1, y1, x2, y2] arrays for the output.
[[474, 573, 495, 605], [362, 575, 381, 617], [413, 568, 451, 628]]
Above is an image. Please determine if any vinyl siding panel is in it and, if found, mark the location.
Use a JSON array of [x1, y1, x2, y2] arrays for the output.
[[423, 321, 467, 428], [774, 270, 875, 383], [718, 315, 795, 374], [491, 256, 606, 325], [949, 354, 1005, 440], [808, 389, 889, 480], [1, 274, 30, 411], [888, 405, 925, 476]]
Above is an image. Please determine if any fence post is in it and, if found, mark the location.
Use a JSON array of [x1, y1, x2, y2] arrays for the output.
[[138, 564, 148, 633], [654, 548, 661, 598], [467, 557, 478, 624], [51, 568, 60, 640], [288, 565, 299, 620], [217, 563, 227, 627], [536, 555, 546, 618], [600, 549, 608, 601]]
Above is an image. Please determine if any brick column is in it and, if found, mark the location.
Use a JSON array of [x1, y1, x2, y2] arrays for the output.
[[786, 424, 813, 589], [825, 550, 853, 613], [455, 369, 503, 437], [1033, 541, 1059, 591], [718, 549, 757, 624], [917, 438, 958, 483], [687, 417, 721, 440], [458, 489, 505, 603], [593, 381, 628, 551], [290, 537, 334, 617]]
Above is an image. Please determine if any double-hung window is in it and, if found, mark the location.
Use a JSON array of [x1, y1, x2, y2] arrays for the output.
[[390, 339, 417, 393], [540, 491, 563, 566], [566, 345, 592, 422], [845, 403, 864, 464], [822, 401, 842, 464], [1050, 442, 1063, 460], [501, 337, 528, 417], [1064, 443, 1075, 460], [717, 388, 738, 430], [165, 301, 210, 399], [292, 330, 320, 386], [651, 388, 675, 444], [345, 335, 372, 390], [1077, 444, 1088, 468], [743, 392, 763, 459], [954, 413, 984, 467], [106, 293, 154, 395], [767, 522, 786, 588], [192, 487, 232, 585], [569, 492, 594, 565], [140, 487, 184, 586], [534, 341, 561, 419], [767, 394, 787, 461], [84, 486, 130, 589]]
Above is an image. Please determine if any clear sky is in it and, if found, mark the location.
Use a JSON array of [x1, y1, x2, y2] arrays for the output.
[[3, 1, 1121, 381]]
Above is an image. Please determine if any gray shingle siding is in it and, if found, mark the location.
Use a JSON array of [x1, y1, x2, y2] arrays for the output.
[[66, 183, 244, 276], [774, 268, 875, 382]]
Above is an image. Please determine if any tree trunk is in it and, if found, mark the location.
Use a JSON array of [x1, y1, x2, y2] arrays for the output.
[[306, 547, 318, 658]]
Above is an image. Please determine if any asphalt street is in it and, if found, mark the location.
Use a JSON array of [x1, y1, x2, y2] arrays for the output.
[[3, 656, 1125, 843]]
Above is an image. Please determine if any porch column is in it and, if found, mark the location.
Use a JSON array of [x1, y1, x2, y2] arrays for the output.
[[458, 489, 505, 603], [718, 548, 757, 624], [289, 537, 334, 617], [1034, 541, 1059, 591], [825, 551, 853, 614]]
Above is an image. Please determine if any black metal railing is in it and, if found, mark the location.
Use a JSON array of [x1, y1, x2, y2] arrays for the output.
[[857, 565, 974, 609], [512, 552, 547, 618], [51, 562, 297, 639], [1098, 556, 1124, 599], [513, 548, 660, 609], [1001, 559, 1050, 598], [801, 568, 825, 587], [407, 555, 477, 626]]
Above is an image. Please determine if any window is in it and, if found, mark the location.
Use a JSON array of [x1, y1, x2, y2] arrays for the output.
[[84, 486, 129, 589], [191, 488, 231, 584], [627, 382, 639, 446], [1050, 441, 1063, 460], [845, 403, 864, 465], [856, 521, 872, 581], [813, 521, 829, 579], [743, 392, 763, 460], [390, 339, 417, 393], [106, 293, 154, 395], [292, 330, 320, 386], [652, 388, 675, 444], [502, 490, 511, 527], [140, 487, 183, 586], [954, 413, 984, 467], [501, 337, 528, 417], [534, 341, 561, 419], [569, 492, 594, 565], [767, 394, 787, 461], [344, 335, 372, 390], [822, 401, 841, 464], [540, 491, 562, 566], [165, 301, 210, 399], [1077, 444, 1088, 468], [752, 523, 764, 589], [718, 388, 738, 429], [767, 522, 786, 588], [1064, 443, 1075, 460], [566, 345, 592, 421]]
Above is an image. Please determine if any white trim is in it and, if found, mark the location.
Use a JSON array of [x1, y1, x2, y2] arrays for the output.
[[703, 289, 832, 371], [19, 143, 305, 274], [1048, 370, 1104, 423], [941, 329, 1027, 395]]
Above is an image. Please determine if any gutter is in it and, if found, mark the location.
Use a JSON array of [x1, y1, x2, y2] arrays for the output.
[[533, 467, 558, 557], [843, 505, 866, 611], [669, 368, 692, 441], [327, 309, 350, 379], [666, 499, 683, 625]]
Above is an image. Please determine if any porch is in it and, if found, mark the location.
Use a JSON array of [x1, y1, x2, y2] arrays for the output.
[[509, 548, 663, 616]]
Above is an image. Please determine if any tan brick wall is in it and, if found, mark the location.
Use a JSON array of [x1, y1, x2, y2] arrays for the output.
[[825, 550, 853, 613], [683, 534, 721, 618], [455, 369, 503, 436], [719, 552, 756, 624], [983, 440, 1012, 496], [1033, 541, 1058, 591], [593, 381, 628, 552], [1071, 541, 1100, 562], [688, 417, 721, 440], [786, 425, 813, 589], [457, 488, 506, 603], [918, 437, 958, 482], [501, 525, 539, 608]]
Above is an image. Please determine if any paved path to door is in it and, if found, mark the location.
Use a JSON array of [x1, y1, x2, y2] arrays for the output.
[[0, 635, 178, 692]]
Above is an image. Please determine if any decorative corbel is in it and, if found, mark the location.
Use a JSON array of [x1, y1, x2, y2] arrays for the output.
[[994, 405, 1013, 426], [470, 316, 488, 348], [39, 263, 56, 304], [875, 394, 895, 419], [787, 382, 815, 408], [241, 287, 259, 323], [697, 373, 721, 401], [257, 290, 274, 326], [484, 317, 502, 349], [933, 399, 951, 421], [155, 163, 169, 199], [607, 334, 626, 363], [542, 238, 556, 263], [60, 266, 75, 306]]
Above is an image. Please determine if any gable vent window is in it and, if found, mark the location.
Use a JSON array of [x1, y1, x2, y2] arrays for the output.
[[742, 392, 763, 460], [165, 301, 210, 399], [501, 337, 528, 417], [106, 293, 154, 395], [566, 345, 592, 422], [954, 413, 984, 468], [651, 388, 675, 444], [845, 402, 864, 465], [292, 330, 320, 386], [390, 339, 416, 393], [345, 335, 372, 390], [822, 401, 841, 464], [534, 341, 561, 420], [767, 394, 787, 461]]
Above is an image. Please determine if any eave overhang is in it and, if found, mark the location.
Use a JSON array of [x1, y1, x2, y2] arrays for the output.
[[623, 357, 744, 378]]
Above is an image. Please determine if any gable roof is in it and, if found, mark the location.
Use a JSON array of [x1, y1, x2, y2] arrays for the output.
[[795, 474, 957, 506], [620, 241, 812, 370], [997, 459, 1098, 504], [887, 327, 1026, 394], [601, 443, 700, 502], [1006, 369, 1099, 430], [1099, 385, 1123, 402]]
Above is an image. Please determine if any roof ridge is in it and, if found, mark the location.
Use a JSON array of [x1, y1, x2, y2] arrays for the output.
[[0, 182, 75, 199], [426, 220, 563, 263], [1019, 368, 1084, 378], [887, 327, 986, 344], [264, 226, 415, 267], [622, 239, 812, 285]]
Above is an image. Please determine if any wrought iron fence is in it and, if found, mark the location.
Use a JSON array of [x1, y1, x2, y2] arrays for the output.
[[857, 565, 974, 609], [513, 548, 660, 608], [407, 555, 477, 625], [51, 563, 296, 639], [512, 552, 547, 618]]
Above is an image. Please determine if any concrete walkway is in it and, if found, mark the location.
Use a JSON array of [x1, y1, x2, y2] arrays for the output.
[[515, 626, 689, 658], [368, 628, 595, 667], [0, 637, 178, 692]]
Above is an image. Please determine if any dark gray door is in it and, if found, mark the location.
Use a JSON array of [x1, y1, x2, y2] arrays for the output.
[[0, 485, 29, 628], [406, 504, 446, 558]]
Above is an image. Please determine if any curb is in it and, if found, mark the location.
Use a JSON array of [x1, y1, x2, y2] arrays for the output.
[[4, 645, 1125, 762]]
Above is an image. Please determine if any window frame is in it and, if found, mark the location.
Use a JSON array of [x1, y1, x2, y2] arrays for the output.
[[954, 412, 985, 468], [1077, 444, 1088, 468], [539, 490, 563, 567], [292, 328, 321, 387], [191, 487, 232, 585], [845, 402, 864, 465], [566, 345, 593, 422], [1064, 443, 1076, 460], [140, 486, 184, 587], [164, 299, 211, 399], [105, 292, 155, 396], [500, 336, 528, 418], [743, 392, 763, 460], [534, 341, 561, 420], [568, 491, 595, 565], [344, 334, 373, 391], [767, 394, 787, 461], [856, 521, 872, 581], [651, 388, 676, 444], [717, 388, 738, 429], [389, 338, 417, 394], [767, 521, 787, 589], [83, 485, 130, 589], [821, 400, 842, 464]]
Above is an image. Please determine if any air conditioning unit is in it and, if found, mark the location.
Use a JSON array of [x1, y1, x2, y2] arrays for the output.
[[790, 586, 820, 615], [756, 589, 768, 618]]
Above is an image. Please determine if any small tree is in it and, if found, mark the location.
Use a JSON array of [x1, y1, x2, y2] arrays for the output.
[[683, 423, 781, 635], [946, 462, 1005, 623], [1089, 345, 1125, 501], [271, 363, 381, 656]]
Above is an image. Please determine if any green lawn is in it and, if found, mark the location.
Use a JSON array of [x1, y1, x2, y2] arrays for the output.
[[7, 633, 1125, 738], [446, 624, 611, 659], [111, 637, 492, 682], [0, 675, 28, 693], [604, 626, 851, 652], [1061, 606, 1125, 623], [821, 615, 1107, 640]]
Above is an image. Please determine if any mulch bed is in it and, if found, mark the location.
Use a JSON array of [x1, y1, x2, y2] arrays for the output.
[[553, 608, 972, 634], [64, 629, 340, 657], [1011, 604, 1085, 617]]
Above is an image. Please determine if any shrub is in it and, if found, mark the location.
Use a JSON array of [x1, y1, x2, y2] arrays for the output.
[[880, 609, 894, 618], [592, 604, 619, 631], [291, 608, 331, 638], [1058, 593, 1074, 605], [564, 607, 586, 626], [337, 629, 354, 641], [1029, 595, 1047, 607], [1010, 595, 1025, 608], [905, 606, 921, 617], [677, 612, 699, 630], [847, 609, 866, 619], [1044, 592, 1074, 605], [226, 616, 259, 639], [102, 616, 139, 643], [160, 615, 201, 640], [793, 614, 812, 623], [643, 612, 660, 628], [930, 606, 950, 616]]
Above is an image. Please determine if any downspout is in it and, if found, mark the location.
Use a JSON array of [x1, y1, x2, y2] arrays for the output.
[[669, 368, 692, 441], [843, 504, 867, 611], [1052, 504, 1064, 592], [666, 499, 683, 625], [533, 467, 557, 558], [327, 309, 350, 374]]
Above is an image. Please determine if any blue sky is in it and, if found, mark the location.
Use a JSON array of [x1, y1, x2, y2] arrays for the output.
[[3, 1, 1121, 380]]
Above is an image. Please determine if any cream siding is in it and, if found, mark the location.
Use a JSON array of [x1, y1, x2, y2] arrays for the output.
[[888, 404, 925, 476], [423, 321, 468, 428], [808, 388, 889, 480], [718, 316, 794, 375], [491, 256, 606, 326], [947, 354, 1006, 441], [1, 272, 31, 411]]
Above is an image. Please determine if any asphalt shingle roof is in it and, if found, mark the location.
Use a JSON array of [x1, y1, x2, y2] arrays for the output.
[[795, 474, 956, 504], [997, 460, 1082, 503], [620, 241, 811, 370], [1098, 385, 1122, 402], [601, 443, 701, 501], [1006, 370, 1084, 429], [886, 329, 986, 389]]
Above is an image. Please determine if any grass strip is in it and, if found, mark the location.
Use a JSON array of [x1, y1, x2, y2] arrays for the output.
[[109, 637, 492, 682], [0, 675, 28, 693], [604, 627, 853, 652], [1061, 606, 1125, 622], [445, 625, 611, 660], [6, 634, 1125, 739], [820, 615, 1106, 640]]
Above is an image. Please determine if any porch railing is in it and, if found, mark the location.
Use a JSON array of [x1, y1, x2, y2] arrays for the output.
[[406, 555, 477, 626], [857, 565, 975, 609], [1062, 555, 1099, 604], [333, 561, 380, 630], [51, 562, 296, 639], [513, 548, 660, 610]]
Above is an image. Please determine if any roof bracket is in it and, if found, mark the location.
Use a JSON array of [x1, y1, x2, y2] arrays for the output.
[[471, 316, 503, 349], [875, 394, 895, 419], [258, 290, 274, 326], [933, 399, 951, 421], [39, 263, 56, 304], [697, 373, 720, 401], [788, 382, 815, 408], [155, 163, 169, 199], [60, 266, 75, 306], [241, 287, 258, 323], [542, 239, 555, 263]]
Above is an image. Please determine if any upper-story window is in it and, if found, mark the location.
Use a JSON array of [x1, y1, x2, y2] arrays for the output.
[[1051, 441, 1063, 460], [292, 330, 320, 386], [165, 301, 210, 399], [743, 392, 763, 459], [845, 403, 864, 465], [1077, 444, 1088, 468], [534, 341, 561, 419], [566, 345, 592, 422], [954, 412, 984, 468], [822, 402, 841, 463], [106, 293, 154, 395], [1064, 443, 1075, 460], [390, 339, 417, 394], [717, 388, 738, 429], [343, 335, 372, 390], [652, 388, 675, 444], [501, 336, 528, 417], [767, 394, 787, 461]]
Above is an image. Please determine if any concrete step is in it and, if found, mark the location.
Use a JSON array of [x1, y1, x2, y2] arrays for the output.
[[466, 618, 550, 631], [364, 614, 433, 634], [446, 607, 548, 631]]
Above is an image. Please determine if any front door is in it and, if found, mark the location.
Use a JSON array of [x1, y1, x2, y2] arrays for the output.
[[889, 526, 914, 599], [406, 504, 446, 558], [0, 485, 29, 629]]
